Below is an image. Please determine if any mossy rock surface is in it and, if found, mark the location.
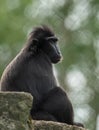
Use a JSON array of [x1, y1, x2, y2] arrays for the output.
[[0, 92, 33, 130]]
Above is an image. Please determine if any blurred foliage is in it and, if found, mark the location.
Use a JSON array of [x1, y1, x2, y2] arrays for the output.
[[0, 0, 99, 130]]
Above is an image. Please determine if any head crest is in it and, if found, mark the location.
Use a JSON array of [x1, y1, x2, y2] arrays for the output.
[[28, 25, 55, 41]]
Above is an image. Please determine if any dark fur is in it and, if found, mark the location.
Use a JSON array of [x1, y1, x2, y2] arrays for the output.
[[0, 25, 84, 127], [32, 87, 74, 124]]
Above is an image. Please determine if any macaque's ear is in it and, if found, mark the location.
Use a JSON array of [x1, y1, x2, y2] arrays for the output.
[[29, 39, 39, 54]]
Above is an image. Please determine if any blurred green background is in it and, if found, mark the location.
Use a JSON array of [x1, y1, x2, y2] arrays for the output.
[[0, 0, 99, 130]]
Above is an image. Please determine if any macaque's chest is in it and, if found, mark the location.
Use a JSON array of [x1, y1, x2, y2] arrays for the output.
[[32, 68, 56, 95]]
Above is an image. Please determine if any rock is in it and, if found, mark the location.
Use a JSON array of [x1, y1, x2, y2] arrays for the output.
[[0, 92, 87, 130], [32, 120, 86, 130], [0, 92, 33, 130]]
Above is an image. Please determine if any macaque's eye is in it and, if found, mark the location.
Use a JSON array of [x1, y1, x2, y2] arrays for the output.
[[45, 36, 58, 43]]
